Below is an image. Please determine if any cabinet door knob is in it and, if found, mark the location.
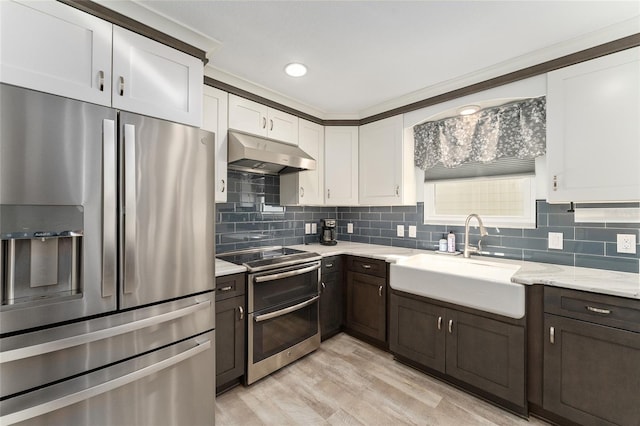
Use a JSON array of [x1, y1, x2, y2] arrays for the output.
[[437, 316, 442, 330], [448, 319, 453, 334], [321, 282, 326, 293], [553, 175, 558, 191], [327, 188, 330, 199], [378, 285, 383, 297], [262, 117, 267, 129], [300, 186, 304, 198], [550, 326, 555, 344], [119, 76, 125, 96], [98, 70, 104, 92], [270, 119, 274, 131], [238, 306, 244, 320], [395, 185, 399, 196]]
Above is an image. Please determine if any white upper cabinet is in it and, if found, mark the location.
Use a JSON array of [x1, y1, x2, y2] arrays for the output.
[[547, 47, 640, 203], [228, 94, 299, 145], [203, 86, 229, 203], [0, 0, 203, 127], [359, 115, 415, 206], [280, 120, 325, 205], [112, 27, 203, 127], [0, 0, 112, 106], [325, 126, 359, 206]]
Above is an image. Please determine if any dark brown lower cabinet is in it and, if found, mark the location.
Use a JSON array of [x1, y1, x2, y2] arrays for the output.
[[390, 291, 526, 410], [215, 273, 246, 394], [345, 269, 386, 344], [543, 314, 640, 426], [320, 256, 343, 340]]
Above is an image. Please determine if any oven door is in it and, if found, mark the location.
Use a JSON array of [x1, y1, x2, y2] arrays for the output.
[[248, 261, 320, 313]]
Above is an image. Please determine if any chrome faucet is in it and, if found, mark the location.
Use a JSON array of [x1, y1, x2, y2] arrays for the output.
[[463, 213, 488, 258]]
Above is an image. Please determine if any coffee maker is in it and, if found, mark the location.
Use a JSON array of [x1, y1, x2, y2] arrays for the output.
[[319, 219, 337, 246]]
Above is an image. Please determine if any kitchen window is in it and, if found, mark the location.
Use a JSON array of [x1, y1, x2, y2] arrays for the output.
[[423, 174, 537, 229]]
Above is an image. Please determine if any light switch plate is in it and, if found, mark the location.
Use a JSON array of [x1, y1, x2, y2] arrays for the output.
[[304, 223, 311, 234], [347, 223, 354, 234], [617, 234, 636, 254], [408, 225, 417, 238], [311, 223, 317, 234], [548, 232, 563, 250], [397, 225, 405, 237]]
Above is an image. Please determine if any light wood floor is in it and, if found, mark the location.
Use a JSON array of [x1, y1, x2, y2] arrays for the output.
[[215, 333, 550, 426]]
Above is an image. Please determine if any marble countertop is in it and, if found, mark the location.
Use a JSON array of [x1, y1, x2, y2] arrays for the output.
[[215, 241, 640, 299]]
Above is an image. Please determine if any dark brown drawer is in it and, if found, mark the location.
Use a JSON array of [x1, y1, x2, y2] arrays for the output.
[[215, 273, 246, 302], [544, 287, 640, 333], [322, 256, 343, 274], [347, 256, 386, 278]]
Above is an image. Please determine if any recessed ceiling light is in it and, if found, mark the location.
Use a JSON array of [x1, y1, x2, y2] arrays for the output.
[[458, 105, 480, 116], [284, 63, 307, 77]]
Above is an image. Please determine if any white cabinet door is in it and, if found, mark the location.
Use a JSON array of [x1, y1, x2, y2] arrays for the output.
[[228, 94, 268, 136], [0, 0, 112, 106], [203, 86, 229, 203], [359, 115, 415, 205], [112, 26, 203, 127], [268, 108, 299, 145], [325, 126, 358, 206], [280, 120, 324, 205], [228, 94, 299, 145], [547, 47, 640, 203]]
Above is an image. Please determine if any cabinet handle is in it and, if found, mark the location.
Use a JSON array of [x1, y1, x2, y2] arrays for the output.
[[550, 326, 555, 344], [362, 264, 372, 270], [321, 282, 326, 293], [119, 76, 125, 96], [327, 188, 330, 199], [437, 316, 442, 330], [98, 70, 104, 91], [395, 185, 399, 196], [238, 306, 244, 321], [262, 117, 267, 129], [300, 186, 304, 198], [586, 306, 611, 315], [325, 263, 333, 268], [448, 319, 453, 334], [553, 175, 558, 191], [219, 286, 233, 292], [270, 119, 274, 131], [221, 179, 225, 193], [378, 286, 383, 297]]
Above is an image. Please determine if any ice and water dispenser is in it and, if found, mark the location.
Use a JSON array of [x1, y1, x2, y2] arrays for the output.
[[1, 205, 83, 307]]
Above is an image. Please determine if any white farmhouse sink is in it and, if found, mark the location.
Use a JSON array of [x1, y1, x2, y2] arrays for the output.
[[390, 254, 525, 319]]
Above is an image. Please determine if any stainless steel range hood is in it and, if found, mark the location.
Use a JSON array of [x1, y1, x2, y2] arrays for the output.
[[227, 130, 316, 175]]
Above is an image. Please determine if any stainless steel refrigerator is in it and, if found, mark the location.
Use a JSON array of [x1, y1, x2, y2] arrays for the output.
[[0, 84, 215, 425]]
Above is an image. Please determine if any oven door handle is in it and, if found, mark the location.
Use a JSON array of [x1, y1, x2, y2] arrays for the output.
[[254, 263, 320, 283], [254, 295, 320, 323]]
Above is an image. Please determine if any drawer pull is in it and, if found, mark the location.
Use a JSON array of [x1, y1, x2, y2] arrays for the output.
[[219, 286, 233, 292], [325, 263, 333, 268], [586, 306, 611, 315], [362, 264, 372, 269]]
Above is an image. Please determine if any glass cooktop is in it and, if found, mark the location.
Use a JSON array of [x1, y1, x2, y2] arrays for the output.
[[216, 246, 320, 272]]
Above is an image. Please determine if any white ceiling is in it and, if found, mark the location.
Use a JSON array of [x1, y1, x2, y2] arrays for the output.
[[103, 1, 640, 119]]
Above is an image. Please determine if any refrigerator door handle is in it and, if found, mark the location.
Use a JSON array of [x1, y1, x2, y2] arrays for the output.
[[102, 119, 117, 298], [123, 123, 137, 295], [0, 339, 211, 426], [0, 300, 211, 364]]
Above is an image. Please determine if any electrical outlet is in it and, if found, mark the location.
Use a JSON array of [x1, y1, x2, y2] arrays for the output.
[[408, 225, 417, 238], [304, 223, 311, 234], [311, 223, 317, 234], [617, 234, 636, 254], [347, 223, 354, 234], [548, 232, 563, 250], [397, 225, 404, 237]]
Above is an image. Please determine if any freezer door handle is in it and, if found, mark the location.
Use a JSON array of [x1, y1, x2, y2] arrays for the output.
[[123, 123, 137, 295], [102, 119, 117, 298], [0, 300, 211, 364], [0, 339, 211, 426]]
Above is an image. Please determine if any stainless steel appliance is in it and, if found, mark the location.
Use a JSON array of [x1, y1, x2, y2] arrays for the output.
[[320, 218, 338, 246], [0, 84, 215, 425], [217, 246, 321, 385]]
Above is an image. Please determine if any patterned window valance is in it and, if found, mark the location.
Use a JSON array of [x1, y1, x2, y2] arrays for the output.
[[414, 96, 546, 171]]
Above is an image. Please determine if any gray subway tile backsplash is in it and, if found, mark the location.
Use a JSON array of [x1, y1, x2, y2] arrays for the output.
[[216, 171, 639, 273]]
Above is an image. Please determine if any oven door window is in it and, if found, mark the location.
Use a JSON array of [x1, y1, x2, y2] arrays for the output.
[[252, 298, 318, 363], [251, 264, 319, 312]]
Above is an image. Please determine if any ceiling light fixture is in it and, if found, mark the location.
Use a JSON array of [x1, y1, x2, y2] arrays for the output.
[[458, 105, 480, 116], [284, 63, 307, 77]]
